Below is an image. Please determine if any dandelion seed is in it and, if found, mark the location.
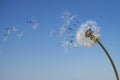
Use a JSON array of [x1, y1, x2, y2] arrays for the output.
[[68, 28, 73, 31], [71, 43, 78, 48], [61, 40, 70, 54], [12, 26, 17, 32], [16, 32, 24, 38], [12, 26, 24, 38], [32, 23, 39, 30], [61, 11, 76, 25], [3, 28, 11, 42], [26, 17, 39, 30], [50, 30, 56, 37], [59, 25, 66, 37]]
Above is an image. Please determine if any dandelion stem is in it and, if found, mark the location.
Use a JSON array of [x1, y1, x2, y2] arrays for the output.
[[97, 40, 119, 80]]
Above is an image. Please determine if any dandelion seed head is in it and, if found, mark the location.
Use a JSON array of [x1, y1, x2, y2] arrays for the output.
[[76, 20, 100, 47]]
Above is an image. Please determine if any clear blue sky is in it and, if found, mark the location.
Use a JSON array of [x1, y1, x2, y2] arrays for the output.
[[0, 0, 120, 80]]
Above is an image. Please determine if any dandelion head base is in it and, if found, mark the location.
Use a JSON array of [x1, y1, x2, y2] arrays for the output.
[[85, 28, 99, 42]]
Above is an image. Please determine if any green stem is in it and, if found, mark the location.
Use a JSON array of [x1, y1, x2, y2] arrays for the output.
[[97, 40, 119, 80]]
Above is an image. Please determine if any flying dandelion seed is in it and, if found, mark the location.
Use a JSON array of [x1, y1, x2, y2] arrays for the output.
[[16, 32, 24, 38], [12, 26, 18, 32], [61, 11, 76, 25], [26, 17, 39, 30], [61, 40, 70, 54], [50, 30, 57, 37], [12, 26, 24, 38], [32, 23, 39, 30], [2, 27, 11, 42], [59, 25, 66, 37]]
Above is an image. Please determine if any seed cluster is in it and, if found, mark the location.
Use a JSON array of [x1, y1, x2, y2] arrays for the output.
[[85, 29, 99, 42]]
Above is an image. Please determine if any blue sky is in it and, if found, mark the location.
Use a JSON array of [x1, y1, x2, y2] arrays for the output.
[[0, 0, 120, 80]]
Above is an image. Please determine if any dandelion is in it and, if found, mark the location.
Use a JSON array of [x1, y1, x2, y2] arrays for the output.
[[76, 20, 100, 47], [76, 20, 119, 80]]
